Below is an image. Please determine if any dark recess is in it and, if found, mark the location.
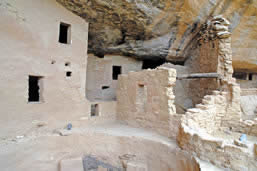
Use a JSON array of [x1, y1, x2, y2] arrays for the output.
[[112, 66, 121, 80], [249, 73, 253, 80], [91, 104, 98, 116], [66, 71, 72, 77], [28, 76, 41, 102], [102, 86, 110, 90], [233, 72, 247, 80], [59, 22, 70, 44], [142, 59, 165, 69]]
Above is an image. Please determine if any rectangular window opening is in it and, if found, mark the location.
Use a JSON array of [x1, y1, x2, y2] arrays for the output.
[[249, 73, 253, 81], [59, 22, 71, 44], [28, 76, 43, 102], [91, 104, 99, 117], [233, 72, 247, 80], [102, 86, 110, 90], [137, 84, 146, 113], [112, 66, 121, 80]]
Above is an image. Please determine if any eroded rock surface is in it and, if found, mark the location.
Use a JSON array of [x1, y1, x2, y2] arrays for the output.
[[57, 0, 256, 67]]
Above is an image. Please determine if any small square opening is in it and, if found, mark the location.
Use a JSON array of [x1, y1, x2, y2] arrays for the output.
[[28, 75, 43, 102], [112, 66, 121, 80], [66, 71, 72, 77], [59, 22, 71, 44], [91, 104, 99, 117]]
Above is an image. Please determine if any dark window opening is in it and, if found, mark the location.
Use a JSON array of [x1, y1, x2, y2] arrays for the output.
[[142, 59, 165, 69], [249, 73, 253, 80], [59, 22, 71, 44], [28, 76, 43, 102], [233, 72, 247, 80], [117, 29, 126, 45], [91, 104, 99, 116], [94, 51, 105, 58], [112, 66, 121, 80], [102, 86, 110, 90], [66, 71, 72, 77]]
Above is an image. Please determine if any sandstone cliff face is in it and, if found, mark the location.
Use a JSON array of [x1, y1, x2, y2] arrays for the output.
[[57, 0, 257, 70]]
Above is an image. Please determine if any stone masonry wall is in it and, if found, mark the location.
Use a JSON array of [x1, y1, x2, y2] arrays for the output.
[[178, 124, 257, 171], [181, 80, 242, 135], [178, 83, 257, 171], [116, 67, 176, 137], [177, 16, 257, 171], [184, 16, 234, 105]]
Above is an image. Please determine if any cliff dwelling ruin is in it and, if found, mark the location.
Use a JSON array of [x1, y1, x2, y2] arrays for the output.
[[0, 0, 256, 171]]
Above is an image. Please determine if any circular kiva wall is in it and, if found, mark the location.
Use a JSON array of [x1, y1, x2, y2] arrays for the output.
[[0, 131, 200, 171]]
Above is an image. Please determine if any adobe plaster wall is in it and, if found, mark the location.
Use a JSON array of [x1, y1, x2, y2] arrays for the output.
[[86, 54, 142, 101], [0, 0, 89, 137]]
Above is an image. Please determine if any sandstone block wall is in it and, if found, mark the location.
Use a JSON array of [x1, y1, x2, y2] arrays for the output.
[[178, 124, 257, 171], [178, 79, 257, 170], [160, 63, 192, 114], [117, 67, 176, 137], [86, 54, 142, 101], [182, 80, 241, 135], [184, 16, 234, 105]]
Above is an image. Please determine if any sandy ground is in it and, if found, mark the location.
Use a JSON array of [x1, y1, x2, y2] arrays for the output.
[[0, 121, 181, 171]]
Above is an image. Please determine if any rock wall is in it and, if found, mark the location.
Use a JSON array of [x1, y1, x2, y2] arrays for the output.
[[56, 0, 257, 72]]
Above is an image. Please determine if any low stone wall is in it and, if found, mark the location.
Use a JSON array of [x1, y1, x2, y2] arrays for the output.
[[117, 67, 177, 137], [237, 119, 257, 137], [177, 79, 257, 170], [178, 124, 257, 171], [181, 81, 241, 135], [90, 101, 117, 120]]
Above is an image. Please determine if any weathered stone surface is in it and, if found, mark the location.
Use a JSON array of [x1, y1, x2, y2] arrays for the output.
[[60, 158, 84, 171], [57, 0, 257, 70], [116, 67, 177, 137]]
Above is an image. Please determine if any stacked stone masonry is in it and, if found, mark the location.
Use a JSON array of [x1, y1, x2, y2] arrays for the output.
[[176, 16, 257, 171], [117, 67, 177, 137]]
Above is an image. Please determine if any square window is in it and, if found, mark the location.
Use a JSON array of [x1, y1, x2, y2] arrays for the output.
[[66, 71, 72, 77]]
